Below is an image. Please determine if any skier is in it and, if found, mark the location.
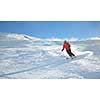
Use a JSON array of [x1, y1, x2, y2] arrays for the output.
[[62, 40, 75, 59]]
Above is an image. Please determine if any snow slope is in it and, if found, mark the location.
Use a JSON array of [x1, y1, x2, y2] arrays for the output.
[[0, 33, 100, 79]]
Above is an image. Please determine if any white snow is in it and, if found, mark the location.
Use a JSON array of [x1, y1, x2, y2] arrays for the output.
[[0, 33, 100, 79]]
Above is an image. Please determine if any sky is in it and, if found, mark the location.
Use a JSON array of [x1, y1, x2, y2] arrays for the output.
[[0, 21, 100, 39]]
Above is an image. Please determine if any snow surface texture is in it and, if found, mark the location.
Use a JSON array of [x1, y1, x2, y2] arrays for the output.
[[0, 33, 100, 79]]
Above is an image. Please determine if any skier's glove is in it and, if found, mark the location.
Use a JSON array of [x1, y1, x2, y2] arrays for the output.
[[61, 49, 64, 51]]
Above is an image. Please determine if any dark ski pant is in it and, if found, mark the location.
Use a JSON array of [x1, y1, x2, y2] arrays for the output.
[[66, 49, 75, 58]]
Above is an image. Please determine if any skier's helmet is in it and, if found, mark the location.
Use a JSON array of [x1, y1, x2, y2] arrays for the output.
[[64, 40, 67, 43]]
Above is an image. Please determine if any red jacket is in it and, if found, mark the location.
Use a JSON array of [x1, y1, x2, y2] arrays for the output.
[[63, 42, 71, 50]]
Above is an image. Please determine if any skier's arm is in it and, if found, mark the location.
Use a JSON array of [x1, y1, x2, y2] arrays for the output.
[[61, 45, 64, 51], [68, 43, 71, 48]]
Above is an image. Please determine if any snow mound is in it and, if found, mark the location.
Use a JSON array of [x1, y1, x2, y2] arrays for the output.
[[0, 33, 41, 41]]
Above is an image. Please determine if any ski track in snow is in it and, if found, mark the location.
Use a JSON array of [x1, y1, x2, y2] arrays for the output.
[[0, 57, 66, 77], [0, 33, 100, 79]]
